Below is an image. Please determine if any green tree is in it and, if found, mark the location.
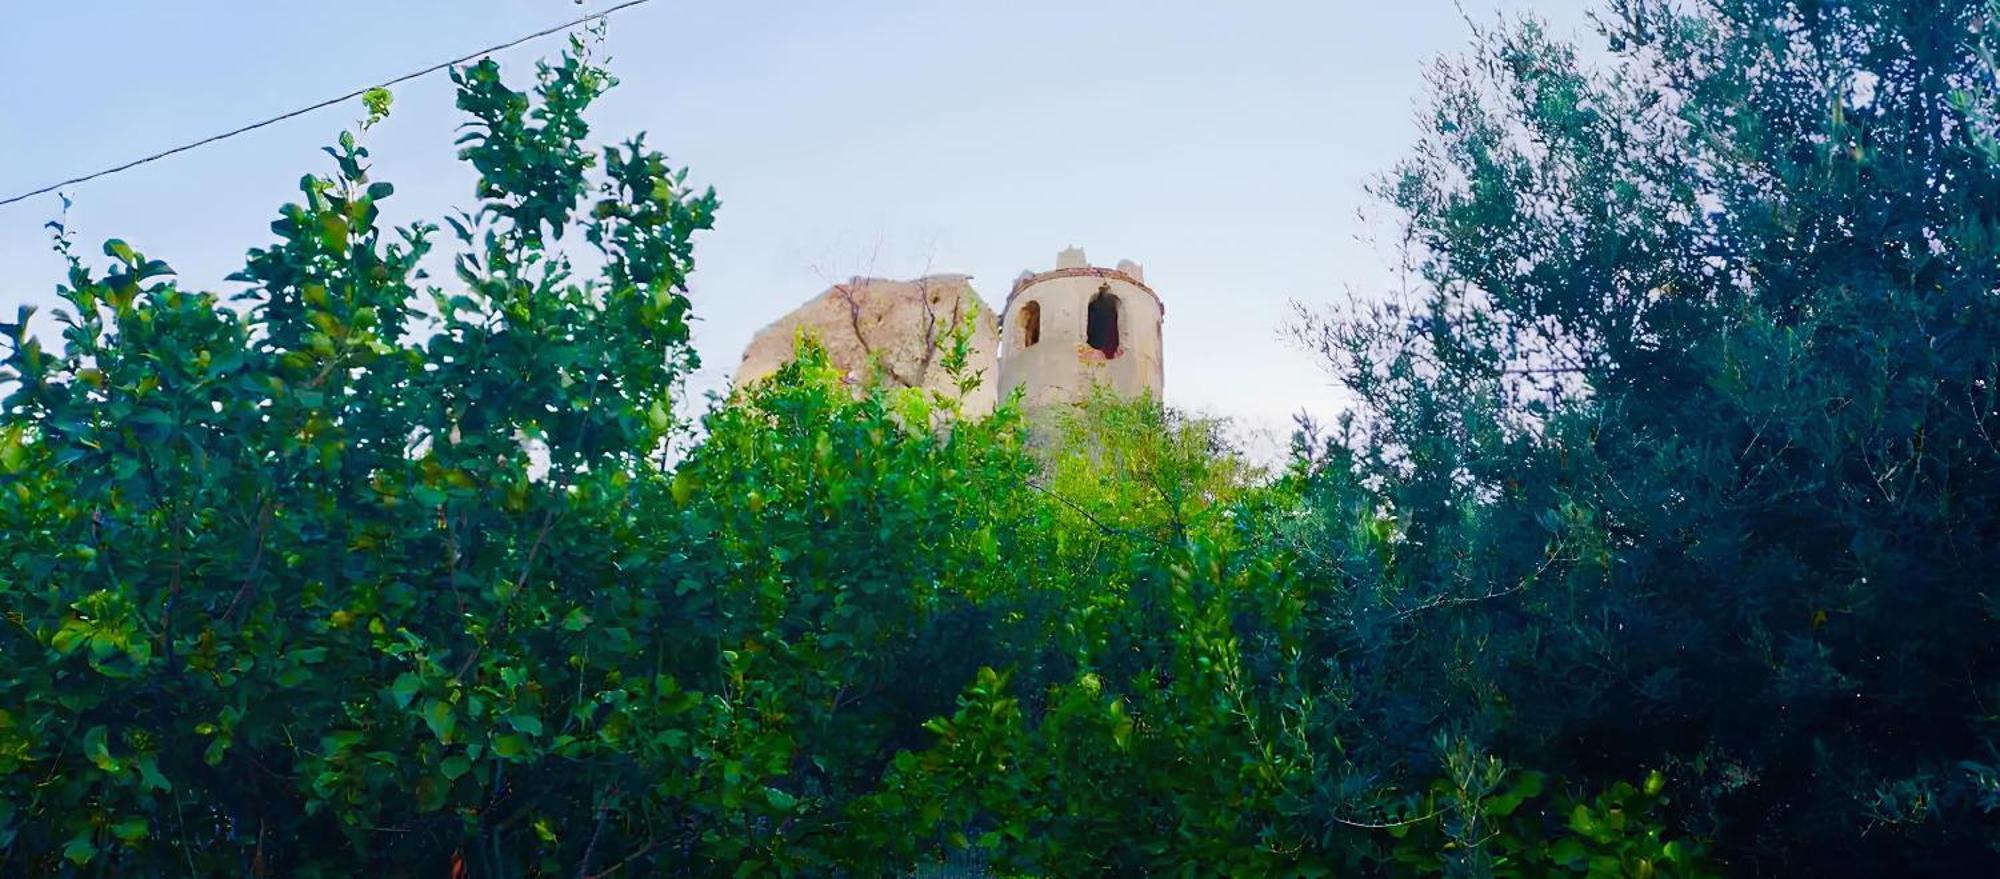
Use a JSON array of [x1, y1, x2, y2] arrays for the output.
[[1292, 0, 2000, 871], [1, 39, 727, 874]]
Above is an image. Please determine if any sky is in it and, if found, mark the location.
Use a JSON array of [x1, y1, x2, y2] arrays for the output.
[[0, 0, 1595, 452]]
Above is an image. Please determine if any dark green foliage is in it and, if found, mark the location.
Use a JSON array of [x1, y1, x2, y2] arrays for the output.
[[1292, 0, 2000, 872]]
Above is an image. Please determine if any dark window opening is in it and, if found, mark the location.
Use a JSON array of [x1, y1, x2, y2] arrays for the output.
[[1087, 288, 1121, 357], [1020, 301, 1042, 347]]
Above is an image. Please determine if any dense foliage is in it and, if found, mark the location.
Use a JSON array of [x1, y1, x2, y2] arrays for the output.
[[4, 0, 2000, 875], [1291, 0, 2000, 872]]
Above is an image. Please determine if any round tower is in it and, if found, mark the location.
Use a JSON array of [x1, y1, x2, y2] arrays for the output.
[[998, 247, 1164, 409]]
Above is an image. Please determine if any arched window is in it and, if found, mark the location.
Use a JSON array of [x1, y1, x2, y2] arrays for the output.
[[1019, 300, 1041, 347], [1087, 287, 1121, 357]]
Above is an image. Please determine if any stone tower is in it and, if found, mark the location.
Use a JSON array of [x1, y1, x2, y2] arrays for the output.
[[998, 247, 1164, 409]]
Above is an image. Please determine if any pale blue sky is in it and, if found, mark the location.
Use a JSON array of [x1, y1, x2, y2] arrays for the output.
[[1, 0, 1592, 442]]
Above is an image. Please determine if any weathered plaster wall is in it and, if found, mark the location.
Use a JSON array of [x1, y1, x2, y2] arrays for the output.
[[734, 275, 1001, 415], [997, 249, 1164, 410]]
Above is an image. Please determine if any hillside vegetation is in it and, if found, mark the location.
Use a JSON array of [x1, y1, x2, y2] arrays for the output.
[[6, 1, 2000, 874]]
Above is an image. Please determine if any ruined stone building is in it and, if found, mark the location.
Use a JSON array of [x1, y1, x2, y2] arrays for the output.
[[734, 247, 1164, 415]]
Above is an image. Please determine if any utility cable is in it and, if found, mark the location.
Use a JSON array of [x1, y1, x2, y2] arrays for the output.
[[0, 0, 657, 208]]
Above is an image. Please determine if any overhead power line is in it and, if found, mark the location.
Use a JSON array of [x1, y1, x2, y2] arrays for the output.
[[0, 0, 658, 209]]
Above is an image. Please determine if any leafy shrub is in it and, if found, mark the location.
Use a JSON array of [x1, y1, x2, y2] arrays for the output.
[[0, 37, 729, 874]]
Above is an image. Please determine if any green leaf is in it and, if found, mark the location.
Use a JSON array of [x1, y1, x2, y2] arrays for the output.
[[318, 213, 350, 250], [422, 699, 457, 744], [362, 86, 393, 120], [0, 431, 24, 473], [321, 729, 365, 755], [493, 734, 530, 759], [136, 754, 173, 793], [390, 672, 421, 709], [416, 774, 448, 813], [1550, 836, 1589, 866], [110, 816, 148, 843], [1643, 768, 1666, 797], [63, 832, 97, 865], [83, 725, 122, 774], [1569, 804, 1601, 840]]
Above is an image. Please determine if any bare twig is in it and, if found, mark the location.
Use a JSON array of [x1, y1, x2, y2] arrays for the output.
[[583, 837, 667, 879], [1329, 807, 1446, 830], [221, 497, 276, 624], [1025, 479, 1169, 548], [576, 783, 619, 879]]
